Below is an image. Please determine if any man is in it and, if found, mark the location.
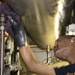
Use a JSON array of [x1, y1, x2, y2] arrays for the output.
[[54, 35, 75, 75], [16, 32, 75, 75], [1, 1, 75, 75]]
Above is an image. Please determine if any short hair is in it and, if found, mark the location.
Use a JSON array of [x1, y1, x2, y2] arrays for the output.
[[56, 35, 75, 43]]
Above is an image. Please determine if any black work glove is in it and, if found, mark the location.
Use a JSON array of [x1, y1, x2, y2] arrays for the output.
[[7, 15, 25, 47]]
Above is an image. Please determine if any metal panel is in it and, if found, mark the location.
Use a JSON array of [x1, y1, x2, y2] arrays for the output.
[[7, 0, 74, 49]]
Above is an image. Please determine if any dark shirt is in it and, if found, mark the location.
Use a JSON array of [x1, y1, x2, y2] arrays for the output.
[[0, 1, 20, 38], [54, 64, 75, 75]]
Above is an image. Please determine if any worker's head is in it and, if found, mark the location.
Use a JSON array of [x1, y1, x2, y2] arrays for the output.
[[54, 35, 75, 64]]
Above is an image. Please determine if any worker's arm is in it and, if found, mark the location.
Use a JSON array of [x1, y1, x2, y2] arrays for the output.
[[19, 45, 56, 75]]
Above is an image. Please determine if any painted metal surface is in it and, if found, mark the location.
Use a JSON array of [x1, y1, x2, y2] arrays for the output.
[[7, 0, 74, 49]]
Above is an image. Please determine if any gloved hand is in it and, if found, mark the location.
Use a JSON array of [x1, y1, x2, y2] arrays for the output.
[[7, 15, 25, 47], [0, 1, 25, 46]]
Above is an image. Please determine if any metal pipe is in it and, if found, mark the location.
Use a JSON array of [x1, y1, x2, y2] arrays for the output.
[[0, 13, 6, 75], [46, 45, 50, 64]]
